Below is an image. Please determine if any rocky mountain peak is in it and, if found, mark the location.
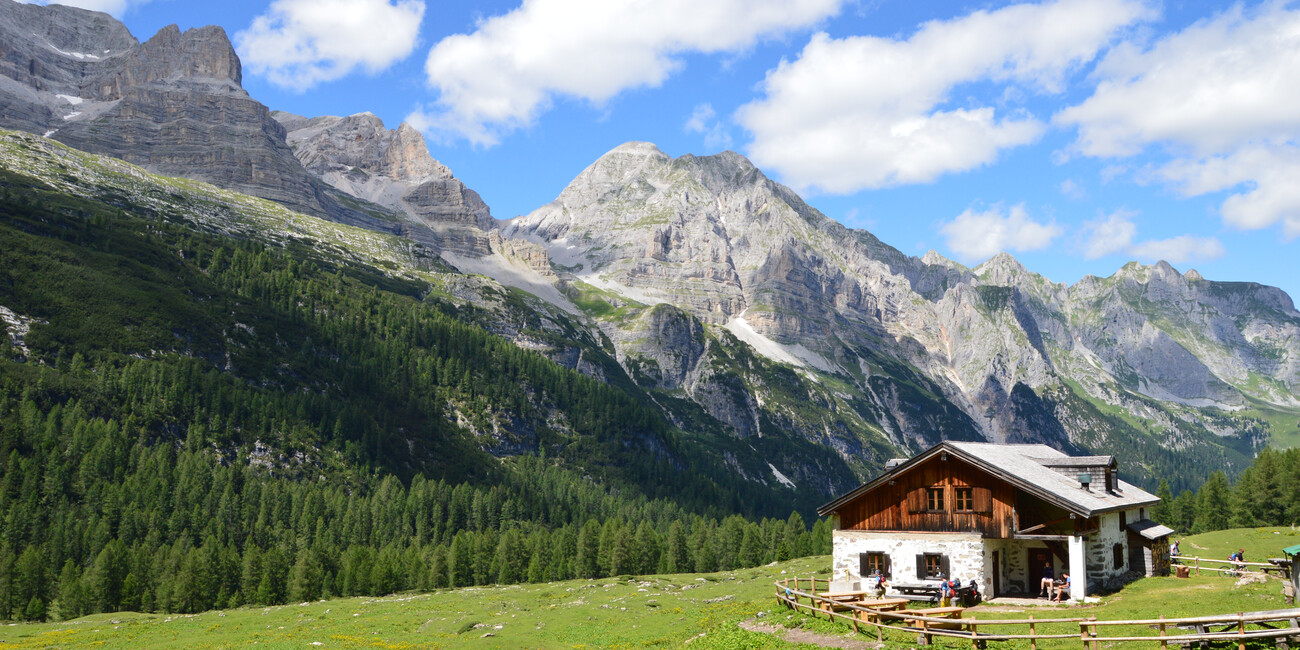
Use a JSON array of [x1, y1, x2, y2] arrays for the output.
[[975, 252, 1030, 284], [276, 111, 494, 234], [112, 24, 242, 91]]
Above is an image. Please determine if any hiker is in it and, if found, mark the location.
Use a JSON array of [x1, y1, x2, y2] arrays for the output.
[[940, 575, 954, 606], [1170, 539, 1181, 564], [1053, 572, 1071, 603], [1039, 562, 1055, 598], [868, 570, 889, 598]]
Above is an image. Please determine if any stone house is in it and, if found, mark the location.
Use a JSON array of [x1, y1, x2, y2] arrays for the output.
[[817, 441, 1170, 601]]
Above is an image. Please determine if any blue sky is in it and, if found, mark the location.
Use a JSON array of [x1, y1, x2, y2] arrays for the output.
[[32, 0, 1299, 299]]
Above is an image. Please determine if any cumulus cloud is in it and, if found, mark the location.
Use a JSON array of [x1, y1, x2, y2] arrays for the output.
[[1078, 209, 1137, 259], [736, 0, 1153, 193], [684, 103, 733, 151], [236, 0, 425, 91], [1060, 179, 1087, 200], [1076, 209, 1223, 263], [19, 0, 145, 16], [1129, 235, 1225, 264], [939, 204, 1063, 262], [414, 0, 842, 146], [1057, 3, 1300, 237]]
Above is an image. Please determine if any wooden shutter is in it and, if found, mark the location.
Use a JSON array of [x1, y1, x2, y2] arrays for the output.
[[940, 555, 950, 579], [860, 553, 869, 577], [916, 554, 925, 579], [973, 487, 992, 514], [883, 554, 892, 578]]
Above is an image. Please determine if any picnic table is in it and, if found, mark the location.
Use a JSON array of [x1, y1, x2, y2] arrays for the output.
[[891, 581, 942, 602], [851, 597, 910, 622], [814, 590, 872, 613], [897, 606, 981, 647], [1267, 558, 1293, 580]]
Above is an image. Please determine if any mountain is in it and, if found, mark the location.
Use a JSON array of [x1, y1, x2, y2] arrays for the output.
[[504, 142, 1300, 491], [2, 4, 1298, 502]]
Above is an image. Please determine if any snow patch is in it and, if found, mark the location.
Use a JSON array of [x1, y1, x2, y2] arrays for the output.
[[62, 112, 81, 121], [768, 463, 796, 489], [56, 94, 83, 105], [723, 310, 838, 373], [46, 43, 100, 60], [43, 130, 57, 138]]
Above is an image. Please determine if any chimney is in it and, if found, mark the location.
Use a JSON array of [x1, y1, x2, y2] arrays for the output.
[[1078, 472, 1091, 491]]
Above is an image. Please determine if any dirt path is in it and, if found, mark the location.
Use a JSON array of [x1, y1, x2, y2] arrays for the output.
[[738, 617, 884, 649]]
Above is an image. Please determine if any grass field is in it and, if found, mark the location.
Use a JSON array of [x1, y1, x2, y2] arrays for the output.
[[1177, 526, 1300, 564], [2, 528, 1297, 649]]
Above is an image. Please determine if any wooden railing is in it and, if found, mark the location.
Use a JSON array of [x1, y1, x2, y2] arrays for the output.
[[774, 577, 1300, 648], [1171, 555, 1286, 576]]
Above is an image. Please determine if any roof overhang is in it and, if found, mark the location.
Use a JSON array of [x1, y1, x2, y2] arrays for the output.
[[818, 441, 1159, 519], [1126, 519, 1175, 540]]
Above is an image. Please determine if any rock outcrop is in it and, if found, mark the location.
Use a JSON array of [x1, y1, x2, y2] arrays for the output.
[[275, 111, 496, 239], [0, 1, 391, 227]]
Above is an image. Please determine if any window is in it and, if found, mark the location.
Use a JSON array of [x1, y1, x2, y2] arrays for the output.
[[918, 553, 947, 579], [1119, 511, 1127, 531], [955, 487, 973, 511], [1113, 543, 1125, 570], [860, 552, 890, 577], [926, 487, 945, 511]]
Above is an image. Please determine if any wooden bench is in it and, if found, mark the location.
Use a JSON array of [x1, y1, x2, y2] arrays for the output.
[[1267, 558, 1293, 580]]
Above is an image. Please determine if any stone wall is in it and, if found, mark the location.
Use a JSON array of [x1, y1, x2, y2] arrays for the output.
[[1085, 509, 1142, 591], [832, 530, 985, 591]]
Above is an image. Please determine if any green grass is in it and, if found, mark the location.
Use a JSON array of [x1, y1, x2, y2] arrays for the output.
[[0, 558, 830, 649], [1179, 526, 1300, 563], [6, 530, 1300, 649]]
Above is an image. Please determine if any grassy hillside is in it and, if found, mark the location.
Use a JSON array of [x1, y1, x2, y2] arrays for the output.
[[3, 536, 1297, 649], [1179, 526, 1300, 563], [0, 557, 828, 649]]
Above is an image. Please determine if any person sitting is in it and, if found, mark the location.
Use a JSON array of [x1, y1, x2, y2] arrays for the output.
[[1053, 572, 1071, 603], [1039, 563, 1055, 598]]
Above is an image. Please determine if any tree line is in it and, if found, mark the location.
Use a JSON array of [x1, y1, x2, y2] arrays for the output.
[[1150, 446, 1300, 534]]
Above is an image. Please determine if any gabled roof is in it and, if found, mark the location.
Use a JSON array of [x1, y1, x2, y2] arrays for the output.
[[1127, 519, 1175, 540], [818, 441, 1159, 518]]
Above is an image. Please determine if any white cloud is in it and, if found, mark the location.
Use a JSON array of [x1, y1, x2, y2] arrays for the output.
[[1059, 179, 1087, 200], [1078, 209, 1136, 259], [939, 204, 1063, 262], [736, 0, 1154, 193], [684, 103, 733, 151], [236, 0, 425, 91], [1057, 3, 1300, 236], [19, 0, 143, 17], [1129, 235, 1225, 264], [414, 0, 841, 146]]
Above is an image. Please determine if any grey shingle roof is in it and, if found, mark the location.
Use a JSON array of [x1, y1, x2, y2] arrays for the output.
[[817, 441, 1160, 518], [1127, 519, 1175, 540], [946, 442, 1159, 516]]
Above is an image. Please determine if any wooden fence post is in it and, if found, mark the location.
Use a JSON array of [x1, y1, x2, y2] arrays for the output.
[[1090, 616, 1100, 650], [1159, 615, 1167, 650], [969, 617, 979, 650], [1080, 618, 1089, 650], [1196, 556, 1201, 576], [1238, 612, 1246, 650], [1029, 615, 1037, 650]]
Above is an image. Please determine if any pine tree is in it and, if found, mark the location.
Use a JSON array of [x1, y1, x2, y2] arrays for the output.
[[1151, 480, 1173, 525], [1192, 471, 1231, 533]]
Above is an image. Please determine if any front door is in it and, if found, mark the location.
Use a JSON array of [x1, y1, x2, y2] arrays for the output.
[[992, 551, 1001, 597], [1029, 547, 1053, 591]]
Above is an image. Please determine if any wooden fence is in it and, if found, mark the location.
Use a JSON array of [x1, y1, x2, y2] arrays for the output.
[[1171, 555, 1288, 577], [774, 577, 1300, 649]]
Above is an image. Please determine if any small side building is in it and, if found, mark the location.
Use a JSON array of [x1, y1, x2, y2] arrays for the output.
[[818, 441, 1168, 601]]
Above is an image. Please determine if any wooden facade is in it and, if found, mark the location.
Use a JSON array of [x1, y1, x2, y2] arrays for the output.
[[836, 455, 1018, 538]]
